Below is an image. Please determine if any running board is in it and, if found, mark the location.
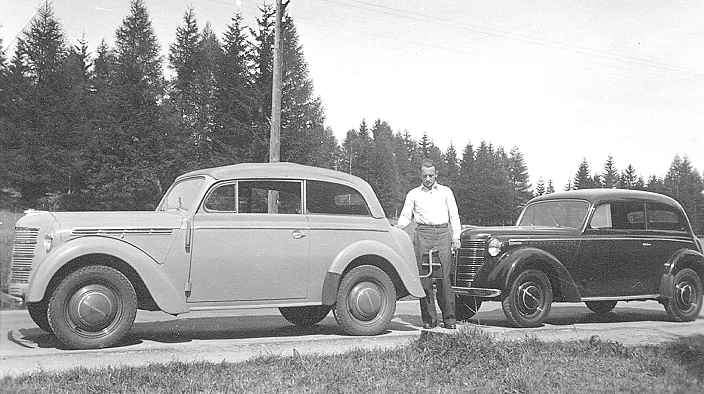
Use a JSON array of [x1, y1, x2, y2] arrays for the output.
[[452, 287, 502, 298], [581, 294, 660, 301]]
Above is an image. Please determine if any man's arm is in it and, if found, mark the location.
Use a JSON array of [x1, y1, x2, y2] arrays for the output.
[[446, 188, 461, 248], [396, 189, 415, 229]]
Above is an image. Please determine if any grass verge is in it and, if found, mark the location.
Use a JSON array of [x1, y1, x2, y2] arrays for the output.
[[2, 329, 703, 393]]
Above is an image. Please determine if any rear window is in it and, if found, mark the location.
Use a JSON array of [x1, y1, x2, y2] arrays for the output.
[[647, 202, 687, 232], [306, 181, 370, 216], [589, 201, 645, 230]]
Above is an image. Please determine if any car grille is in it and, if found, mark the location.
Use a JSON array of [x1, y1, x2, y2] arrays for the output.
[[9, 227, 39, 285], [454, 240, 486, 287]]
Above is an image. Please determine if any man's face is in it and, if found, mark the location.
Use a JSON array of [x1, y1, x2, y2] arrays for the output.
[[421, 166, 436, 189]]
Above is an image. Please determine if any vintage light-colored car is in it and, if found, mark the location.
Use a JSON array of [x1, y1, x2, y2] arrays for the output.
[[2, 163, 424, 349]]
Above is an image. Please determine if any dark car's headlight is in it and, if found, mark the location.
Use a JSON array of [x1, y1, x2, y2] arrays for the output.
[[487, 238, 503, 257]]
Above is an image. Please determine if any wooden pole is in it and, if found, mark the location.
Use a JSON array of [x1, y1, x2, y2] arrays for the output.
[[269, 0, 283, 163]]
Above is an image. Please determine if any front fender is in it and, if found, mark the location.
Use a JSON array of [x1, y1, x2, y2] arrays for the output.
[[660, 248, 704, 299], [488, 247, 581, 301], [28, 236, 188, 314], [326, 239, 424, 299]]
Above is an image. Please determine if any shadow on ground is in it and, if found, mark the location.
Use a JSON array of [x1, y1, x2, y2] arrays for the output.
[[14, 312, 421, 350]]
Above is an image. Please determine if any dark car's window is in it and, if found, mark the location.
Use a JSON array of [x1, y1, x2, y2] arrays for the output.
[[517, 200, 589, 228], [590, 201, 645, 230], [647, 202, 687, 232], [238, 180, 302, 214], [203, 183, 236, 212], [306, 180, 370, 216]]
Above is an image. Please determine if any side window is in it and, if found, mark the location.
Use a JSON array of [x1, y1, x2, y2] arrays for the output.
[[238, 180, 302, 214], [203, 183, 236, 212], [590, 203, 613, 229], [306, 180, 371, 216], [610, 201, 645, 230], [647, 202, 687, 232]]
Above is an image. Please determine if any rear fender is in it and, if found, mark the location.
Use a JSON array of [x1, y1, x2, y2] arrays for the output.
[[322, 240, 424, 304], [660, 248, 704, 299], [488, 247, 581, 301], [28, 236, 188, 314]]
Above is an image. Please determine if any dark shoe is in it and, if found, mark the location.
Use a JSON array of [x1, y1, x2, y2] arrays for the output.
[[422, 322, 437, 329]]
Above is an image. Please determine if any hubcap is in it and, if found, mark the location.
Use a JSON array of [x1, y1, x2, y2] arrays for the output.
[[348, 281, 383, 321], [67, 284, 118, 332], [517, 282, 543, 316], [676, 281, 696, 311]]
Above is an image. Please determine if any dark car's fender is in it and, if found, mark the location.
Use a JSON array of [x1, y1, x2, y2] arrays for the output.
[[659, 248, 704, 299], [487, 247, 582, 301]]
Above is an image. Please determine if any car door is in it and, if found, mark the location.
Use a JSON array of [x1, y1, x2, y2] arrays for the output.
[[578, 200, 646, 297], [188, 179, 310, 302]]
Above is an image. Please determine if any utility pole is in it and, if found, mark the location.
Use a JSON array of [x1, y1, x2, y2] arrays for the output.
[[269, 0, 286, 163]]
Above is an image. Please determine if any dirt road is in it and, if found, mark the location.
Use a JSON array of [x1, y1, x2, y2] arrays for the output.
[[1, 300, 703, 377]]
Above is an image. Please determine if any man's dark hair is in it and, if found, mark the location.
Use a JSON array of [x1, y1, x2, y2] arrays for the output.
[[421, 159, 435, 170]]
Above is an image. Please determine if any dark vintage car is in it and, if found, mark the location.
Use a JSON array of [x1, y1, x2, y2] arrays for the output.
[[451, 189, 704, 327]]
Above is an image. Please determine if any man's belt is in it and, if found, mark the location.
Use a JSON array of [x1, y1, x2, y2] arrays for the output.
[[416, 223, 448, 228]]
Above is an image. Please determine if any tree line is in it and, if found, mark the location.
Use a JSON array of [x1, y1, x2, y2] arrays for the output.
[[0, 1, 701, 233]]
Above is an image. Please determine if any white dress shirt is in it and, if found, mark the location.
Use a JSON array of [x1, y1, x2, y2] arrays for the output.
[[397, 183, 462, 241]]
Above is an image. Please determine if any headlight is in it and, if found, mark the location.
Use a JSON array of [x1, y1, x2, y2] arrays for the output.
[[487, 238, 503, 257], [43, 233, 54, 253]]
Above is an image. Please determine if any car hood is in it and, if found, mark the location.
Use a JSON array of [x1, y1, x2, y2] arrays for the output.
[[461, 226, 580, 240], [52, 211, 184, 232]]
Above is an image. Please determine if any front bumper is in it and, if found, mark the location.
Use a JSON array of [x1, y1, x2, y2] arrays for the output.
[[0, 291, 25, 306], [452, 286, 501, 298]]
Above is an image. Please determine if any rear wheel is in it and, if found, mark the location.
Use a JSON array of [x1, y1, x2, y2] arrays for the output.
[[27, 300, 51, 332], [279, 305, 331, 327], [502, 269, 552, 327], [334, 265, 396, 336], [664, 268, 703, 322], [585, 301, 617, 314], [47, 265, 137, 349], [455, 296, 482, 321]]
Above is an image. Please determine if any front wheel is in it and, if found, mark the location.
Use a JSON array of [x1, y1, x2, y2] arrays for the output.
[[279, 305, 331, 327], [334, 265, 396, 336], [47, 265, 137, 349], [502, 269, 552, 327], [664, 268, 703, 322], [585, 301, 617, 314], [456, 296, 482, 321], [27, 300, 51, 332]]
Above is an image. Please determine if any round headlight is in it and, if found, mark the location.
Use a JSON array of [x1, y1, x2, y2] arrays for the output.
[[487, 238, 503, 257], [43, 233, 54, 253]]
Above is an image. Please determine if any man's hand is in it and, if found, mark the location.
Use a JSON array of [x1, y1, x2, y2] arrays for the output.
[[451, 239, 460, 251]]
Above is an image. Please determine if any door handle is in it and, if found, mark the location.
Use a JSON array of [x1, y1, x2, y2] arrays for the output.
[[642, 242, 652, 247], [292, 230, 307, 239]]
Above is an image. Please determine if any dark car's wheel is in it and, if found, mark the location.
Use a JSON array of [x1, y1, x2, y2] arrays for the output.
[[279, 305, 331, 327], [334, 265, 396, 336], [585, 301, 617, 314], [502, 269, 552, 327], [664, 268, 703, 322], [456, 296, 482, 321], [47, 265, 137, 349], [27, 300, 52, 332]]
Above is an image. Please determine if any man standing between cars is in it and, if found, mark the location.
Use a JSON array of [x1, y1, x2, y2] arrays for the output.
[[396, 159, 462, 329]]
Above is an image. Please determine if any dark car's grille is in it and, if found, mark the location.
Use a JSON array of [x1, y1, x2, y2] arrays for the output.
[[454, 240, 486, 287], [9, 227, 39, 285]]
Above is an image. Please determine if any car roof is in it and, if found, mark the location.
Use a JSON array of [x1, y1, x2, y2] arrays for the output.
[[529, 188, 681, 207], [176, 162, 386, 218]]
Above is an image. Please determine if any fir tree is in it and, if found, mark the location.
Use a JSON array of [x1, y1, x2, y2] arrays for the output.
[[546, 180, 555, 194], [535, 178, 545, 196], [444, 143, 459, 190], [507, 146, 532, 220], [620, 164, 639, 190], [369, 119, 401, 216], [601, 155, 619, 188], [573, 159, 596, 189], [456, 142, 476, 224]]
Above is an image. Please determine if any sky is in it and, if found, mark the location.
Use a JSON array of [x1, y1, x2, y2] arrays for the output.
[[1, 0, 703, 189]]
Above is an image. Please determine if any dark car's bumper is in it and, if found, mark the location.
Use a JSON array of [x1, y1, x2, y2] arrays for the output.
[[0, 291, 25, 306]]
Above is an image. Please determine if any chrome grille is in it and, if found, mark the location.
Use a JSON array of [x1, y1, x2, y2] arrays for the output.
[[454, 240, 486, 287], [9, 227, 39, 284]]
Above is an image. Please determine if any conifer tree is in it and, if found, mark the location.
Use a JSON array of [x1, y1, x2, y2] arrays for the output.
[[444, 143, 460, 190], [573, 159, 596, 189], [535, 178, 545, 196], [546, 180, 555, 194], [507, 146, 532, 219], [601, 155, 619, 188], [369, 119, 401, 216], [456, 142, 477, 223], [620, 164, 639, 190]]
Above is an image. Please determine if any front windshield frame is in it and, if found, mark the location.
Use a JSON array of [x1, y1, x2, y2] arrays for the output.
[[516, 199, 591, 230], [157, 176, 207, 213]]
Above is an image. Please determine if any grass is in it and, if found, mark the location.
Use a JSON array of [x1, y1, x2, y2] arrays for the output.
[[1, 210, 23, 308], [2, 329, 704, 393]]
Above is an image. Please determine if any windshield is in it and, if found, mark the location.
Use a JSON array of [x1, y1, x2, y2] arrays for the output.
[[517, 200, 590, 229], [158, 177, 206, 212]]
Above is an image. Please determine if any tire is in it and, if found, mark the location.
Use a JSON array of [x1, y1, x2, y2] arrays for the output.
[[456, 296, 482, 321], [279, 305, 331, 327], [47, 265, 137, 349], [664, 268, 703, 322], [585, 301, 617, 314], [502, 269, 552, 327], [334, 265, 396, 336], [27, 300, 52, 332]]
